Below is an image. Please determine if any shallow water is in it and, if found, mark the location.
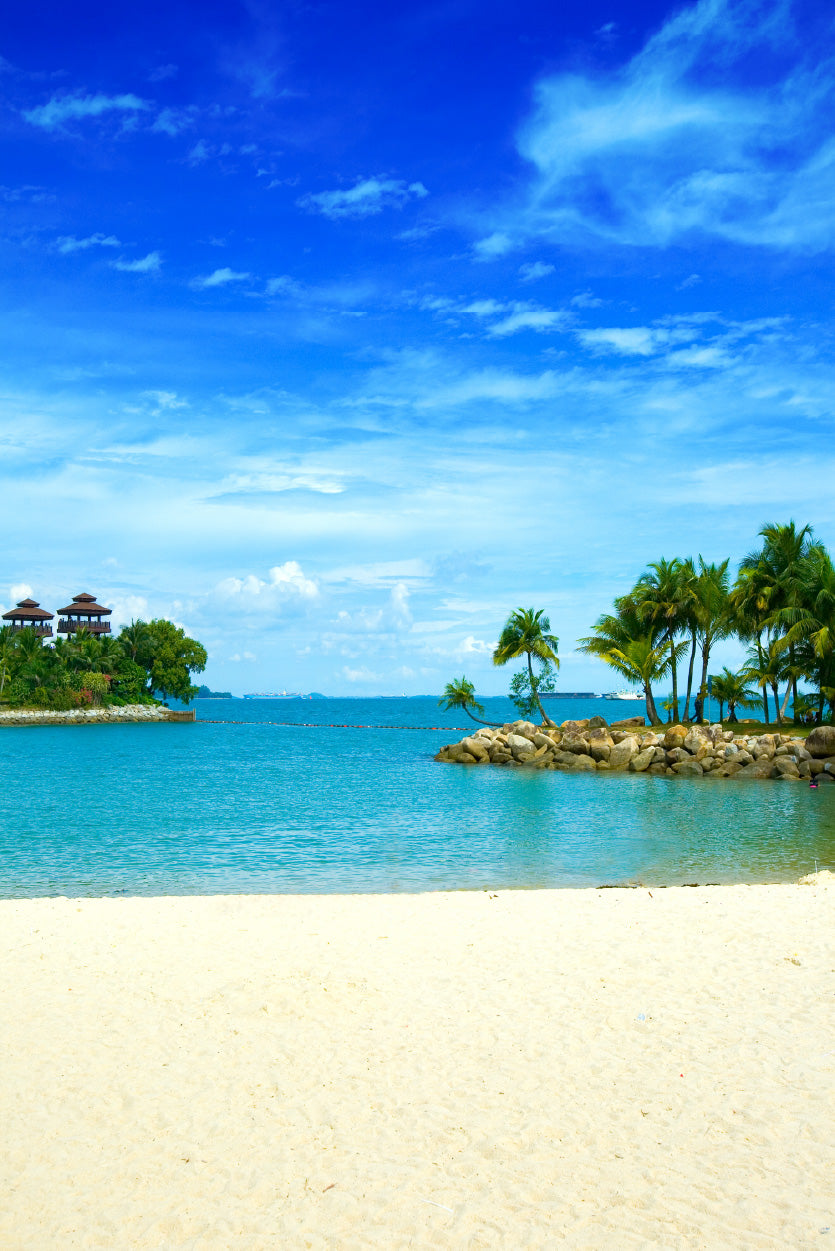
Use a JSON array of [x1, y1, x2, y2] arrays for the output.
[[0, 697, 832, 896]]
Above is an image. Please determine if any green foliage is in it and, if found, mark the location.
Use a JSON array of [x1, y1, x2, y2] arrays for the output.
[[508, 659, 557, 719], [493, 607, 559, 725], [438, 675, 501, 726], [0, 617, 206, 710], [141, 619, 207, 703]]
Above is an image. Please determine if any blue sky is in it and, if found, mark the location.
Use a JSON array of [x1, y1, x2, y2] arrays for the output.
[[2, 0, 834, 695]]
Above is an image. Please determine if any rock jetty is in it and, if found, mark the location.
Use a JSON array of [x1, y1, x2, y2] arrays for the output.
[[434, 717, 835, 782], [0, 704, 180, 728]]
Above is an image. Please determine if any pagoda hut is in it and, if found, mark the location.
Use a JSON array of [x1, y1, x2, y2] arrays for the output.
[[1, 598, 54, 637], [56, 592, 112, 636]]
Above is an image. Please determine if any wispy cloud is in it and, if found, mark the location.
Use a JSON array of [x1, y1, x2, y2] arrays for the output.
[[193, 267, 251, 288], [299, 177, 429, 219], [23, 92, 149, 129], [56, 233, 120, 254], [518, 261, 555, 281], [475, 0, 835, 254], [111, 251, 161, 273]]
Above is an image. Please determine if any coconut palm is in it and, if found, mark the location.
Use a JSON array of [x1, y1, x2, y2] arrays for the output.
[[578, 600, 678, 726], [738, 521, 816, 723], [731, 562, 775, 723], [438, 676, 502, 726], [770, 543, 835, 721], [691, 558, 732, 722], [632, 558, 687, 722], [492, 608, 559, 726], [119, 619, 151, 663], [709, 668, 758, 723]]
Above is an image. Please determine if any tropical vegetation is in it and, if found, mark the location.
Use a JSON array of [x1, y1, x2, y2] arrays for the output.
[[442, 521, 835, 729], [0, 618, 207, 710]]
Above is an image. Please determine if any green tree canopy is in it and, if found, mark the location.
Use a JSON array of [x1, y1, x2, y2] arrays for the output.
[[492, 608, 559, 725]]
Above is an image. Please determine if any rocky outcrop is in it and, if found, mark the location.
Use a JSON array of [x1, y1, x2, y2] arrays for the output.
[[0, 704, 175, 727], [434, 719, 829, 781]]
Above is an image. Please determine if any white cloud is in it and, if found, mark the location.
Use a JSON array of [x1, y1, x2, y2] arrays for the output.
[[477, 0, 835, 253], [518, 261, 555, 281], [56, 233, 120, 254], [488, 308, 568, 337], [23, 93, 149, 129], [215, 561, 319, 608], [194, 268, 251, 289], [341, 664, 384, 683], [109, 595, 150, 630], [299, 177, 429, 219], [111, 252, 161, 273], [9, 583, 33, 602]]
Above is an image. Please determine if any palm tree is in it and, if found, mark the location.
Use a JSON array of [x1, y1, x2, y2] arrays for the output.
[[492, 607, 559, 726], [738, 521, 816, 723], [119, 619, 151, 663], [633, 558, 686, 721], [438, 677, 502, 726], [731, 562, 775, 723], [770, 543, 835, 721], [692, 558, 732, 722], [578, 600, 678, 726], [0, 626, 17, 698], [709, 668, 758, 723]]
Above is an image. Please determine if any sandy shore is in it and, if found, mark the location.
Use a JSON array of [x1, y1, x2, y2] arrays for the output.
[[2, 880, 833, 1249]]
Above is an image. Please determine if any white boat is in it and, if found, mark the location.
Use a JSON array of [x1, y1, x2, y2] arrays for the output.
[[602, 690, 644, 701], [242, 691, 305, 700]]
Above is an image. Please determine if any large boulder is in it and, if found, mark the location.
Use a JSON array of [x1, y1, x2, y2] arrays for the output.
[[772, 757, 800, 780], [664, 724, 688, 749], [561, 733, 591, 755], [609, 736, 639, 770], [461, 736, 489, 761], [566, 754, 597, 771], [610, 715, 645, 729], [736, 759, 775, 779], [683, 727, 710, 755], [560, 718, 590, 733], [587, 714, 608, 730], [806, 726, 835, 758], [671, 759, 704, 776], [507, 733, 536, 760], [629, 746, 655, 773]]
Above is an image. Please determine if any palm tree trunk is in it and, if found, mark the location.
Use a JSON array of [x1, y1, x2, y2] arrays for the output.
[[698, 636, 711, 723], [465, 709, 503, 727], [669, 632, 679, 721], [779, 682, 793, 719], [789, 644, 799, 724], [683, 632, 697, 722], [718, 698, 725, 721], [757, 635, 769, 721], [527, 652, 554, 725], [770, 679, 782, 724], [644, 682, 661, 725]]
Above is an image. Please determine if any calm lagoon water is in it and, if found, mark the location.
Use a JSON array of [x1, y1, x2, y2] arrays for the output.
[[0, 696, 832, 897]]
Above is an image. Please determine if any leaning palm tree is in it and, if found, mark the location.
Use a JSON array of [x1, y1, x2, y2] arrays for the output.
[[492, 608, 559, 726], [692, 558, 732, 721], [438, 676, 502, 726]]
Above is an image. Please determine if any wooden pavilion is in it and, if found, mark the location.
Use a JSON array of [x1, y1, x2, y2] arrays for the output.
[[56, 592, 112, 636], [1, 598, 54, 637]]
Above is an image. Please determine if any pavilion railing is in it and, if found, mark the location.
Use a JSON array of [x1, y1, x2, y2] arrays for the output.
[[56, 620, 112, 634]]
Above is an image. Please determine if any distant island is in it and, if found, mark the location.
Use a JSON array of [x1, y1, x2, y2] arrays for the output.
[[196, 685, 232, 699]]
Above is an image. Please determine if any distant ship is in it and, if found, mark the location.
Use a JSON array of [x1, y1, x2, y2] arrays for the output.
[[242, 691, 307, 700], [540, 691, 597, 698], [602, 690, 645, 701]]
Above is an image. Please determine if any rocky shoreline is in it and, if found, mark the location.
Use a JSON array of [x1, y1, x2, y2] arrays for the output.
[[434, 716, 835, 782], [0, 704, 183, 728]]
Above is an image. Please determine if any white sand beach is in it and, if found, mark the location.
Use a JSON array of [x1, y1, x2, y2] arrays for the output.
[[1, 880, 833, 1249]]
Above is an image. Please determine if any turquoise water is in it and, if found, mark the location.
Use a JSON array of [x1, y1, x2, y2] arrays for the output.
[[0, 697, 832, 897]]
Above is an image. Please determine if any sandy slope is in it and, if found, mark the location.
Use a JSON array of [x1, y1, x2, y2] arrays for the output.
[[1, 880, 833, 1249]]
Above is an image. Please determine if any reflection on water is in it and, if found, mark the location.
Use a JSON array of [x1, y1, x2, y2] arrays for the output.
[[0, 697, 832, 897]]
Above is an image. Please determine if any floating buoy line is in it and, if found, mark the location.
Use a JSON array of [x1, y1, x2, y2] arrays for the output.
[[199, 719, 468, 731]]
